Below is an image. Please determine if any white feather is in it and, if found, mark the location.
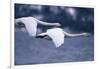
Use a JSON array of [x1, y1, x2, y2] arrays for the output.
[[47, 28, 64, 47], [38, 28, 64, 47], [17, 17, 37, 37]]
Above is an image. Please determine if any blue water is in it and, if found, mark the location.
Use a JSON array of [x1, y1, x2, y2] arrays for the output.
[[15, 31, 94, 65]]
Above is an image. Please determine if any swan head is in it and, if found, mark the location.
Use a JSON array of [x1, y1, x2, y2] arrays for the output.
[[82, 32, 91, 36], [54, 23, 61, 27]]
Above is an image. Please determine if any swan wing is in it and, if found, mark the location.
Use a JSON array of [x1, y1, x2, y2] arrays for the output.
[[47, 28, 64, 47], [21, 17, 38, 37]]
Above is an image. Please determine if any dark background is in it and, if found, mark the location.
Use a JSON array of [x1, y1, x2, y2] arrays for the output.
[[15, 4, 94, 34], [15, 4, 94, 65]]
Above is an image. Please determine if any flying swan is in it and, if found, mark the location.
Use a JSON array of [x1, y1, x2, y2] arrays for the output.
[[36, 28, 90, 48], [15, 17, 61, 37]]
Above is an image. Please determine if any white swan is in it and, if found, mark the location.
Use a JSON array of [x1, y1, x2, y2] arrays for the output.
[[15, 17, 61, 37], [36, 28, 90, 48]]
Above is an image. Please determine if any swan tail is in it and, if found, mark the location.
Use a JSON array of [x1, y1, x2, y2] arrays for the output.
[[15, 18, 23, 24]]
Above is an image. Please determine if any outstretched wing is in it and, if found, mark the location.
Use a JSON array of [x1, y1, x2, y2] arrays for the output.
[[15, 17, 38, 37], [23, 17, 38, 37], [47, 28, 64, 47], [25, 21, 37, 37]]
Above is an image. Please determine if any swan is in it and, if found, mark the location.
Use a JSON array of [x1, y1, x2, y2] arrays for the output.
[[15, 17, 61, 37], [36, 28, 90, 48]]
